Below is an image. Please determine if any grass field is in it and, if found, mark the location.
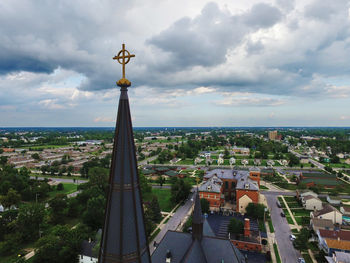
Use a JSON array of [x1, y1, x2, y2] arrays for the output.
[[48, 183, 78, 198], [144, 188, 175, 212]]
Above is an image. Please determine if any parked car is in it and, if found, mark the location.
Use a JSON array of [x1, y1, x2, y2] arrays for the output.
[[276, 201, 282, 208], [298, 258, 305, 263], [280, 212, 285, 217], [289, 234, 296, 241]]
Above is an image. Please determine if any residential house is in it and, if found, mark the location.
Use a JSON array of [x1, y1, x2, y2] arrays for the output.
[[236, 176, 259, 214], [302, 195, 323, 211], [317, 229, 350, 255], [311, 204, 343, 225], [311, 218, 335, 233], [296, 190, 318, 200], [325, 251, 350, 263], [328, 196, 342, 206]]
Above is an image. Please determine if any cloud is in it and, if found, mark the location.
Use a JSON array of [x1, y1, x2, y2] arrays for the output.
[[94, 117, 114, 123], [215, 92, 286, 107]]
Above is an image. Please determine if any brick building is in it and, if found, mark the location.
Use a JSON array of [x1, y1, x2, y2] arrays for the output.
[[201, 168, 260, 213]]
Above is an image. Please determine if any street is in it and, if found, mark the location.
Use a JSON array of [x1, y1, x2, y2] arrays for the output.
[[264, 192, 301, 263], [149, 191, 195, 253]]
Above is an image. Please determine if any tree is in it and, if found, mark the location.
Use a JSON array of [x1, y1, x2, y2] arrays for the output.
[[31, 153, 40, 160], [245, 203, 268, 220], [157, 175, 165, 188], [88, 167, 109, 192], [33, 225, 89, 263], [228, 218, 244, 236], [149, 196, 162, 222], [0, 188, 21, 209], [57, 183, 64, 191], [49, 194, 67, 224], [170, 178, 191, 204], [293, 228, 310, 251], [16, 203, 45, 241], [82, 195, 106, 230], [67, 165, 74, 176], [200, 198, 210, 214], [0, 148, 3, 154]]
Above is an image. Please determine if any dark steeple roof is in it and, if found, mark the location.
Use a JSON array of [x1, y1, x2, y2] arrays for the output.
[[99, 46, 151, 263], [192, 190, 203, 240]]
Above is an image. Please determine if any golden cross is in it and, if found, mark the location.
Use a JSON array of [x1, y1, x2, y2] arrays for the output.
[[113, 44, 135, 79]]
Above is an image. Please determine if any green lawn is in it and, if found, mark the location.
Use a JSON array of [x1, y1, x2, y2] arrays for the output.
[[284, 196, 297, 202], [286, 215, 294, 225], [144, 188, 175, 212], [301, 253, 313, 263], [48, 183, 78, 198], [290, 209, 310, 217], [286, 202, 301, 208], [273, 243, 282, 263]]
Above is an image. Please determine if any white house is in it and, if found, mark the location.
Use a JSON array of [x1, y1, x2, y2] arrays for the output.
[[311, 204, 342, 225], [302, 196, 323, 211]]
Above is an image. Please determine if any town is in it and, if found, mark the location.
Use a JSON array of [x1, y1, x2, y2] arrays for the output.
[[1, 127, 350, 263]]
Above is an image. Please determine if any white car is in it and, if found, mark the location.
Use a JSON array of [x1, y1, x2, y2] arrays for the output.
[[298, 258, 305, 263], [290, 234, 296, 241]]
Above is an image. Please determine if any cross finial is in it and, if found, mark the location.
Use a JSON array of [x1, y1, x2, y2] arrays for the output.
[[113, 44, 135, 87]]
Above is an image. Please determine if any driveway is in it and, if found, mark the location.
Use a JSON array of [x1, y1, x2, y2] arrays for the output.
[[264, 192, 301, 263]]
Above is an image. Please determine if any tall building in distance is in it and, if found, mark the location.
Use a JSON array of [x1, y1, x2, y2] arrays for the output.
[[98, 45, 151, 263], [268, 130, 281, 140]]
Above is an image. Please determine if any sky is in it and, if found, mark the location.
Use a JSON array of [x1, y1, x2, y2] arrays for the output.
[[1, 0, 350, 127]]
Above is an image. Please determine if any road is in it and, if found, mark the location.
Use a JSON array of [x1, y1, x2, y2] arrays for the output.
[[264, 192, 301, 263], [149, 191, 195, 254], [138, 155, 159, 166], [289, 149, 325, 169]]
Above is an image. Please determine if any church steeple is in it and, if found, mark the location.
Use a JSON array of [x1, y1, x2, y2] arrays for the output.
[[192, 190, 203, 240], [99, 44, 151, 263]]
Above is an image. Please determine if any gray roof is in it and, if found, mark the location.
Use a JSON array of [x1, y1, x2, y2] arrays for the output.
[[199, 177, 221, 193], [311, 218, 334, 229], [236, 176, 259, 191], [313, 204, 340, 217], [334, 251, 350, 262], [203, 219, 215, 237], [99, 85, 151, 262], [151, 231, 246, 263]]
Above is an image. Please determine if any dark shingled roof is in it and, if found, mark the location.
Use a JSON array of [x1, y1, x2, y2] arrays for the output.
[[151, 231, 246, 263], [152, 190, 246, 263], [98, 84, 151, 262]]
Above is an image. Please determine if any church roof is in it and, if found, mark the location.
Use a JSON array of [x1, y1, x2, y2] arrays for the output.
[[151, 231, 246, 263]]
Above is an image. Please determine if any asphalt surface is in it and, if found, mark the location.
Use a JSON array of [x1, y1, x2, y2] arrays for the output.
[[264, 193, 301, 263], [149, 191, 195, 254]]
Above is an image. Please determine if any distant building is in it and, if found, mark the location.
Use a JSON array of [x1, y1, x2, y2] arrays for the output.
[[268, 130, 281, 141]]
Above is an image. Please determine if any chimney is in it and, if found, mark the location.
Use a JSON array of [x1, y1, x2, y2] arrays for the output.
[[244, 218, 250, 237]]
